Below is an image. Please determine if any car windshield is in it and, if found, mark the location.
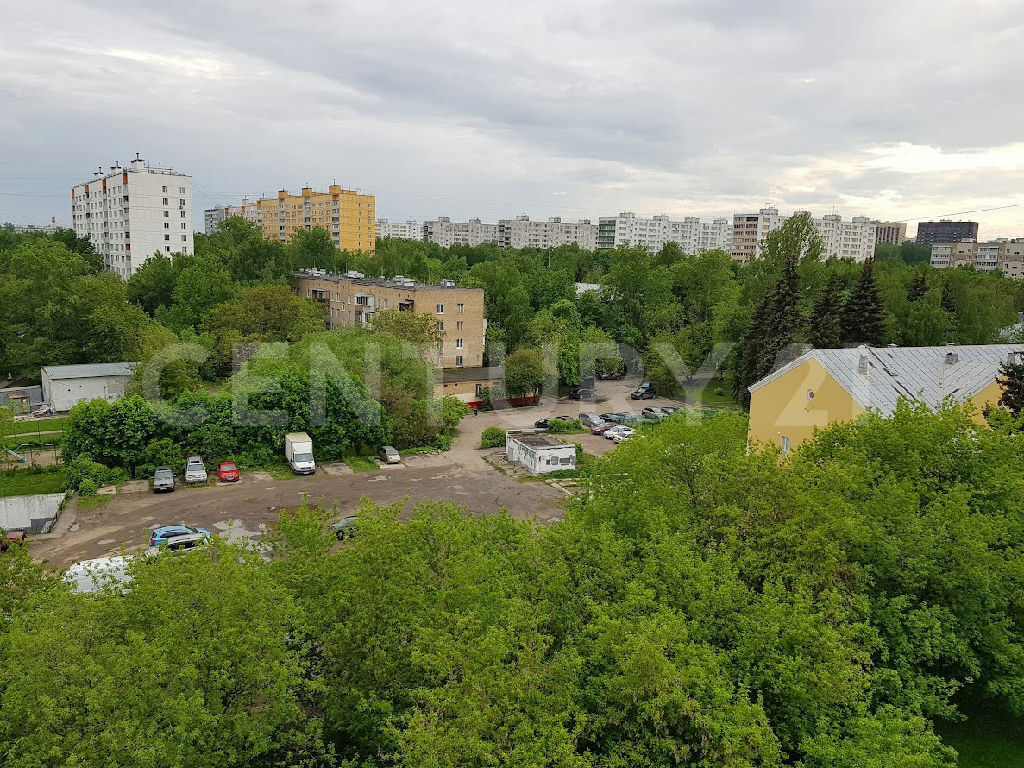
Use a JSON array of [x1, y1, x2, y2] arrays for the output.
[[220, 463, 236, 471], [294, 453, 314, 463], [155, 470, 172, 478]]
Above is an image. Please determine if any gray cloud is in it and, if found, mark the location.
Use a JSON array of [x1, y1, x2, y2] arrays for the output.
[[1, 0, 1023, 237]]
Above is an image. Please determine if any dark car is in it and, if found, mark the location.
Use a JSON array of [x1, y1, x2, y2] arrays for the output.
[[535, 415, 573, 429], [332, 515, 357, 540], [568, 387, 593, 400], [630, 381, 657, 400], [591, 421, 617, 435]]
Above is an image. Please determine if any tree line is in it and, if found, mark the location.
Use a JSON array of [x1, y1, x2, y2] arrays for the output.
[[3, 402, 1024, 765]]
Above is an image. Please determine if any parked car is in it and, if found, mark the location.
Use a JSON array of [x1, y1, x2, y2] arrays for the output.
[[630, 381, 657, 400], [608, 412, 638, 425], [184, 456, 208, 485], [1, 530, 26, 551], [285, 432, 316, 475], [612, 430, 635, 444], [149, 524, 211, 548], [145, 533, 209, 558], [598, 412, 618, 422], [605, 425, 634, 440], [579, 412, 603, 428], [64, 556, 133, 594], [568, 386, 593, 400], [331, 515, 357, 540], [642, 407, 666, 420], [153, 466, 175, 493], [591, 421, 617, 435], [534, 415, 573, 429], [660, 406, 681, 415], [379, 445, 400, 465], [216, 461, 240, 482]]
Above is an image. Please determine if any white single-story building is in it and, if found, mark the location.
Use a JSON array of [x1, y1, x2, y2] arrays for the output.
[[506, 431, 577, 474], [41, 362, 138, 412]]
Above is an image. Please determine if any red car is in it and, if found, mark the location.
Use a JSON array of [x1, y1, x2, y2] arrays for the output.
[[216, 461, 240, 482], [1, 531, 26, 551], [591, 421, 617, 435]]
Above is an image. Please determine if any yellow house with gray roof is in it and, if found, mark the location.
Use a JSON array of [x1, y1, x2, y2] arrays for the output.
[[748, 344, 1023, 451]]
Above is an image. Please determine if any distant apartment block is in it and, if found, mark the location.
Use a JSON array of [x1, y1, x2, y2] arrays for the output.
[[596, 212, 732, 254], [422, 217, 499, 248], [931, 240, 1024, 279], [291, 269, 486, 368], [376, 219, 423, 241], [873, 221, 907, 246], [71, 154, 193, 278], [916, 220, 978, 246], [204, 198, 259, 234], [257, 185, 374, 252], [9, 221, 59, 234], [497, 215, 597, 250], [730, 207, 875, 263]]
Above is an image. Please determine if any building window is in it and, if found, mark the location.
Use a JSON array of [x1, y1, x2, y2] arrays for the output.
[[456, 321, 463, 331], [436, 304, 444, 314], [182, 235, 187, 242], [456, 355, 463, 367], [162, 185, 167, 193], [457, 303, 465, 313], [438, 321, 444, 331], [475, 383, 483, 395], [180, 211, 185, 218], [164, 235, 170, 241], [456, 338, 463, 349], [164, 223, 169, 229], [781, 436, 791, 453], [163, 211, 169, 218], [162, 197, 168, 205]]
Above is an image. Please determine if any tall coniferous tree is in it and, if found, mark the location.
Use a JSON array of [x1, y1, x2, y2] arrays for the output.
[[997, 353, 1024, 417], [907, 270, 929, 302], [842, 258, 886, 345], [810, 271, 845, 349]]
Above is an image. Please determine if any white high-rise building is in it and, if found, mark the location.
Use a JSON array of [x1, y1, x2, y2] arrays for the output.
[[497, 215, 597, 250], [376, 219, 424, 241], [71, 154, 193, 278], [730, 207, 876, 263], [422, 217, 499, 248], [204, 198, 259, 234], [596, 212, 732, 254]]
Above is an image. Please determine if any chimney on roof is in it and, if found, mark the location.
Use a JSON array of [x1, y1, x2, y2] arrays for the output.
[[945, 351, 959, 365]]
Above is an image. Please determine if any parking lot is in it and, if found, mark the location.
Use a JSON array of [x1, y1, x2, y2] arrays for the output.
[[29, 378, 684, 570]]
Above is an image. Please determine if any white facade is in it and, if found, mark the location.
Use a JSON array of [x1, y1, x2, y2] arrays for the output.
[[422, 217, 499, 248], [41, 362, 137, 412], [376, 219, 424, 241], [731, 207, 875, 263], [204, 198, 259, 234], [71, 155, 193, 278], [597, 212, 732, 254], [505, 431, 577, 474], [497, 215, 598, 250]]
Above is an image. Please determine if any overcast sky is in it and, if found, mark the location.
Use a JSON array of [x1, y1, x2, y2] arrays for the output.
[[2, 0, 1023, 239]]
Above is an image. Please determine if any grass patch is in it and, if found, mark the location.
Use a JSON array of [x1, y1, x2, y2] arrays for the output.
[[694, 378, 739, 408], [344, 455, 379, 472], [2, 416, 68, 436], [399, 446, 437, 456], [0, 469, 68, 497], [7, 434, 62, 448], [77, 494, 111, 511], [937, 698, 1024, 767]]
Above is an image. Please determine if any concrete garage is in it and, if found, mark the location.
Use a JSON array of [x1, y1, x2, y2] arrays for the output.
[[41, 362, 137, 412], [506, 431, 577, 474]]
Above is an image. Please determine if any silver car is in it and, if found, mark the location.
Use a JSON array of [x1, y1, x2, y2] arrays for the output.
[[153, 466, 175, 493], [184, 456, 208, 485]]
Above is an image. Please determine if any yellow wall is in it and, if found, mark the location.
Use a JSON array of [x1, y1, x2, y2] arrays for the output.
[[258, 185, 375, 253], [969, 379, 1004, 422], [748, 358, 863, 450]]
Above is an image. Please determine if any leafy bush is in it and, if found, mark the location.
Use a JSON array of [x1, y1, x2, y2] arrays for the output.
[[480, 427, 507, 449], [548, 418, 583, 434], [78, 478, 99, 497], [135, 463, 156, 481], [65, 456, 112, 491], [238, 444, 275, 471], [434, 432, 453, 451]]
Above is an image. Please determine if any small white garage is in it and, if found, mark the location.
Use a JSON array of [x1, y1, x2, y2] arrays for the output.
[[506, 431, 577, 474], [41, 362, 138, 412]]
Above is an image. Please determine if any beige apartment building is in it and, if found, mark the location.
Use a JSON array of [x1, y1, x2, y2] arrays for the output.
[[930, 240, 1024, 279], [291, 269, 486, 368], [258, 185, 375, 252], [873, 221, 907, 246]]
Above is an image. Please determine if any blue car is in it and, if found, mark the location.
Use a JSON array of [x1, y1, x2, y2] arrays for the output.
[[149, 525, 211, 548]]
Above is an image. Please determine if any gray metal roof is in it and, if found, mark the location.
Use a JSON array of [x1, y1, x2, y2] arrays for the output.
[[749, 344, 1024, 415], [435, 366, 504, 384], [41, 362, 138, 380]]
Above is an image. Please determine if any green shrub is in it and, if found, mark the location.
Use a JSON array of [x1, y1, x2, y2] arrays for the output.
[[434, 432, 453, 451], [238, 445, 275, 471], [480, 427, 507, 449], [135, 463, 156, 480], [65, 456, 111, 491], [78, 478, 99, 497], [549, 418, 583, 434]]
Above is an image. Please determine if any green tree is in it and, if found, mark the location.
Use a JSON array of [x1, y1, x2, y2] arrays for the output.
[[907, 270, 929, 302], [504, 347, 545, 398], [842, 259, 886, 345], [370, 308, 444, 346], [126, 255, 176, 315], [810, 271, 845, 349], [997, 353, 1024, 417], [290, 227, 343, 271]]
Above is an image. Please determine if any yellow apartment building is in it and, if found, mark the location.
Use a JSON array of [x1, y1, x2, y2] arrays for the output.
[[748, 344, 1023, 452], [258, 185, 375, 252], [291, 269, 486, 369]]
